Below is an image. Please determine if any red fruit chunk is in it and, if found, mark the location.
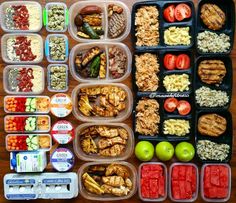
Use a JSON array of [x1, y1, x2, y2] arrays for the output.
[[158, 175, 165, 196], [172, 180, 181, 199], [217, 188, 228, 198], [179, 180, 186, 199], [178, 166, 186, 180], [191, 167, 197, 192], [210, 166, 220, 186], [186, 166, 193, 182], [185, 181, 192, 199], [172, 166, 179, 180], [150, 179, 159, 198]]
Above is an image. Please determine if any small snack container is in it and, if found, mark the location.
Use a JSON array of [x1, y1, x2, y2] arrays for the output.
[[4, 96, 50, 114], [45, 34, 69, 63], [169, 163, 199, 202], [138, 162, 167, 202], [3, 65, 45, 95], [73, 123, 134, 161], [51, 120, 75, 144], [6, 134, 52, 152], [78, 161, 137, 201], [47, 64, 69, 92], [43, 2, 68, 32], [0, 1, 42, 32], [1, 33, 43, 64], [201, 164, 231, 202]]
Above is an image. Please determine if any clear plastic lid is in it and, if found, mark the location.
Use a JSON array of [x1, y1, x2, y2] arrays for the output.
[[201, 164, 231, 202], [169, 163, 199, 202], [45, 34, 69, 63], [4, 96, 50, 114], [4, 115, 51, 133], [78, 161, 137, 201], [0, 1, 42, 32], [44, 2, 68, 33], [47, 64, 69, 92], [68, 1, 131, 42], [69, 42, 131, 83], [73, 123, 134, 161], [3, 65, 45, 95], [138, 162, 168, 202], [6, 134, 52, 152], [71, 83, 133, 122]]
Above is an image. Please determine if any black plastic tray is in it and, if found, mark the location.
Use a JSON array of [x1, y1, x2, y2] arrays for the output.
[[194, 56, 232, 110], [195, 110, 232, 163], [196, 0, 235, 55], [132, 49, 194, 98], [131, 0, 195, 50], [133, 96, 194, 142]]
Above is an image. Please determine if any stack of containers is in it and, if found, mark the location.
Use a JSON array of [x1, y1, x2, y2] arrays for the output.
[[194, 0, 234, 202], [0, 1, 52, 173], [68, 0, 137, 200]]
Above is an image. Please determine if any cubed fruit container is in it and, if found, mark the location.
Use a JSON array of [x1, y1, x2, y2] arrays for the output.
[[69, 42, 131, 83], [47, 64, 69, 92], [6, 134, 52, 152], [201, 164, 231, 202], [169, 163, 199, 202], [78, 161, 137, 201], [4, 115, 51, 133], [1, 33, 43, 64], [43, 2, 69, 32], [45, 34, 69, 63], [68, 0, 131, 42], [73, 123, 134, 161], [4, 96, 50, 114], [72, 83, 133, 122], [3, 65, 45, 95], [0, 1, 42, 32], [138, 162, 167, 202]]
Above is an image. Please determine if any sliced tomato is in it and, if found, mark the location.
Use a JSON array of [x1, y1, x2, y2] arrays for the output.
[[164, 98, 178, 112], [177, 100, 191, 115], [164, 54, 177, 70], [176, 54, 190, 69], [174, 3, 191, 21], [163, 5, 175, 22]]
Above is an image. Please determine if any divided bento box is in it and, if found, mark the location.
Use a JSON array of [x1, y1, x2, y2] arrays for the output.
[[131, 0, 195, 50], [69, 42, 132, 83], [72, 83, 133, 123], [196, 0, 235, 55], [195, 110, 232, 163], [69, 0, 131, 42], [73, 123, 134, 161], [194, 56, 232, 110]]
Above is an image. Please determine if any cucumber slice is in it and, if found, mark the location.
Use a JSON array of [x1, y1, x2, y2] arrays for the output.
[[31, 144, 38, 150], [26, 138, 31, 143], [31, 137, 38, 145], [30, 98, 36, 108], [25, 107, 30, 112], [25, 98, 31, 106]]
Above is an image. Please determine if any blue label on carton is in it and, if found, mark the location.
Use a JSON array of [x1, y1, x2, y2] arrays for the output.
[[6, 179, 35, 185], [42, 178, 71, 184], [6, 194, 36, 200]]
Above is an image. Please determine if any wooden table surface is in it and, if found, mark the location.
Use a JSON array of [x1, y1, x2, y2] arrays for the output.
[[0, 0, 235, 202]]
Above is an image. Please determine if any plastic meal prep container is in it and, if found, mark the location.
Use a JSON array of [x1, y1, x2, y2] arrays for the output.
[[169, 163, 199, 202], [72, 83, 133, 122], [78, 161, 137, 201], [1, 33, 44, 64], [138, 162, 167, 201], [4, 95, 50, 114], [45, 34, 69, 63], [73, 123, 134, 161], [43, 2, 69, 32], [68, 0, 131, 42], [3, 65, 45, 95], [69, 42, 132, 83], [4, 115, 51, 133], [201, 164, 231, 202], [196, 0, 235, 55], [0, 1, 42, 32], [6, 134, 52, 152], [195, 110, 232, 163], [47, 64, 69, 92]]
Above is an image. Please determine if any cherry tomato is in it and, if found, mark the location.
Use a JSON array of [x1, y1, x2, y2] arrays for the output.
[[176, 54, 190, 69], [164, 54, 177, 70], [174, 3, 191, 21], [177, 100, 191, 115], [163, 5, 175, 22], [164, 98, 178, 112]]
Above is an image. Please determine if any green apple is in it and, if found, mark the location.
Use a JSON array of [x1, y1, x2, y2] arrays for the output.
[[155, 141, 174, 161], [175, 142, 195, 162], [135, 141, 154, 161]]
